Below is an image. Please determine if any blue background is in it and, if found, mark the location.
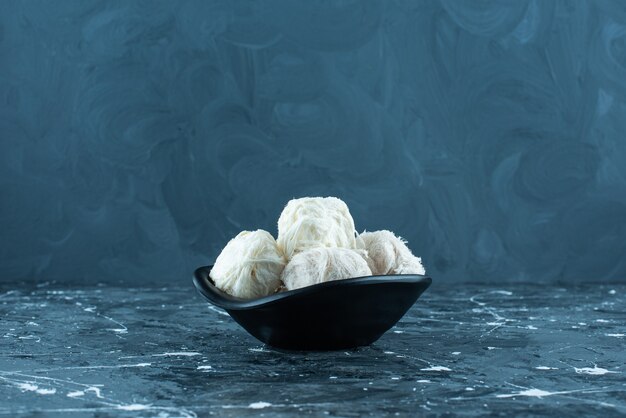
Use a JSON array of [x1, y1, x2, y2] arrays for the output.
[[1, 0, 625, 284]]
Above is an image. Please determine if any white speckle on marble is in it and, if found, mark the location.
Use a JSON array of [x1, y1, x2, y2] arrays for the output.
[[465, 387, 475, 391], [535, 366, 558, 370], [609, 289, 616, 295], [391, 377, 400, 380], [417, 379, 431, 383], [106, 328, 128, 334], [18, 335, 40, 341], [605, 333, 625, 338], [492, 290, 513, 296], [525, 325, 538, 330], [101, 315, 128, 334], [496, 389, 554, 398], [16, 383, 56, 395], [451, 352, 461, 355], [329, 376, 337, 379], [118, 404, 150, 411], [574, 366, 619, 375], [83, 307, 96, 312], [384, 351, 395, 355], [595, 319, 610, 323], [197, 365, 212, 370], [208, 305, 229, 316], [248, 402, 271, 409], [393, 330, 404, 334], [85, 386, 103, 398], [487, 347, 497, 350], [152, 352, 201, 357], [421, 366, 451, 372], [37, 388, 57, 394], [248, 347, 270, 353], [496, 386, 603, 399], [67, 390, 84, 397]]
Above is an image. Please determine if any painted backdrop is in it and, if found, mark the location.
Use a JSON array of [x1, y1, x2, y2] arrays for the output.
[[1, 0, 626, 284]]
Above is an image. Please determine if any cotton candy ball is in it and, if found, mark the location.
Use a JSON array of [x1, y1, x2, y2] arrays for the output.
[[358, 230, 426, 275], [210, 230, 286, 299], [277, 197, 357, 260], [281, 247, 372, 290]]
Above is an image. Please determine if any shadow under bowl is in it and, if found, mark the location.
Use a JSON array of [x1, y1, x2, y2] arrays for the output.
[[193, 265, 432, 351]]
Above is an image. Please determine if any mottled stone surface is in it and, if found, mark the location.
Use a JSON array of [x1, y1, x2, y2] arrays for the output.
[[3, 0, 626, 285], [1, 283, 624, 416]]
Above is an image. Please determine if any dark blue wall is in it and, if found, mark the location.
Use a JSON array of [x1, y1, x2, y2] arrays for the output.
[[1, 0, 626, 284]]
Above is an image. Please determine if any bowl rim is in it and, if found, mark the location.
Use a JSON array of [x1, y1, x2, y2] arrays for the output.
[[193, 265, 432, 310]]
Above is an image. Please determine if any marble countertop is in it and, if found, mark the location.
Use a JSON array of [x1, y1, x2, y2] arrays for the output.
[[1, 282, 624, 417]]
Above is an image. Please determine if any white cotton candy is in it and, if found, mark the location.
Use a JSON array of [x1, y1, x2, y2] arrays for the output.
[[210, 230, 286, 299], [281, 247, 372, 291], [358, 230, 426, 275], [277, 197, 357, 260]]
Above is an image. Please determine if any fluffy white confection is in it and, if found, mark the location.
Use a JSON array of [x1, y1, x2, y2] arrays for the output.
[[210, 230, 286, 299], [281, 247, 372, 290], [358, 230, 426, 275], [277, 197, 357, 260]]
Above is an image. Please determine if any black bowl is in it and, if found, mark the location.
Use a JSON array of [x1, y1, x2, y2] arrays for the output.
[[193, 265, 432, 351]]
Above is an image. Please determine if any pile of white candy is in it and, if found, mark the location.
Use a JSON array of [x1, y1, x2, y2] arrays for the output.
[[210, 197, 425, 299]]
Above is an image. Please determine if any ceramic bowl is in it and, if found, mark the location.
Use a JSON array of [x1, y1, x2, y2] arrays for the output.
[[193, 265, 432, 350]]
